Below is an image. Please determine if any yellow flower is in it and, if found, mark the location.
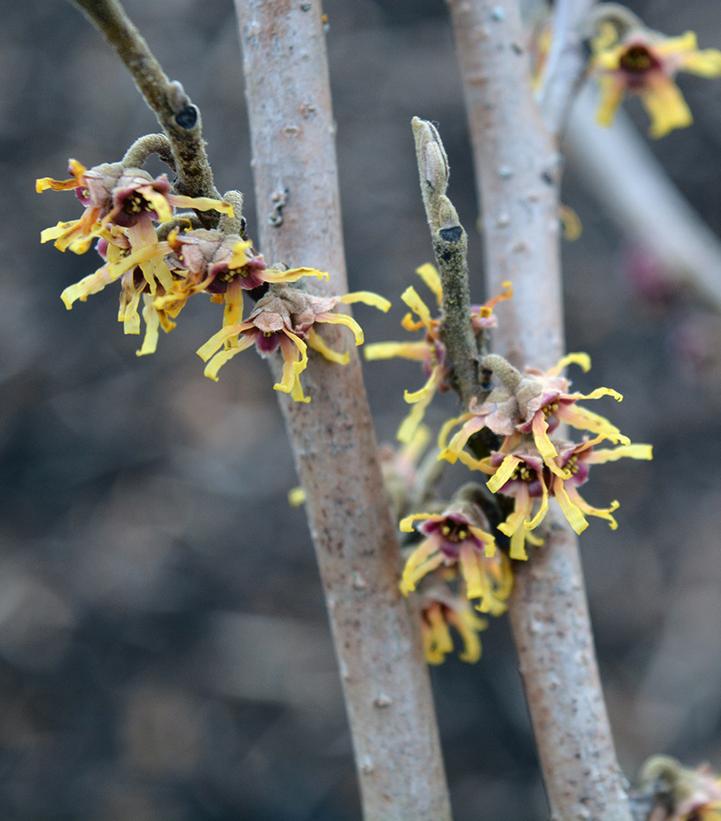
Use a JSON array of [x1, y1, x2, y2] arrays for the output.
[[591, 26, 721, 138], [470, 436, 652, 558], [196, 285, 390, 401], [399, 506, 511, 614], [440, 352, 628, 478], [420, 579, 489, 665]]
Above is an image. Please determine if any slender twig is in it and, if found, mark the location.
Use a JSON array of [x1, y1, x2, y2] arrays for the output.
[[121, 133, 175, 169], [448, 0, 632, 817], [412, 117, 480, 406], [567, 87, 721, 312], [72, 0, 218, 200], [234, 3, 451, 819], [539, 0, 597, 136]]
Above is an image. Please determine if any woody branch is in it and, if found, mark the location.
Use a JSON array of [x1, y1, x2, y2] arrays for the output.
[[233, 2, 451, 819], [447, 0, 632, 817]]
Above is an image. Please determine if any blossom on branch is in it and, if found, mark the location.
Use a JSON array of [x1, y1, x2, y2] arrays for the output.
[[439, 352, 628, 476], [591, 26, 721, 138], [399, 504, 512, 614], [365, 263, 511, 443], [196, 285, 390, 401]]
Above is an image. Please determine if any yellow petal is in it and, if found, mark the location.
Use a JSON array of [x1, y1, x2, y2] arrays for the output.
[[197, 324, 249, 361], [203, 339, 254, 382], [36, 176, 78, 193], [681, 48, 721, 78], [560, 205, 582, 242], [547, 352, 591, 376], [340, 291, 391, 312], [525, 476, 549, 531], [560, 405, 630, 445], [307, 328, 349, 365], [400, 286, 432, 328], [596, 74, 626, 127], [169, 194, 234, 215], [568, 386, 623, 403], [274, 332, 309, 395], [138, 186, 173, 223], [364, 341, 429, 362], [437, 413, 471, 459], [565, 484, 620, 530], [316, 312, 364, 345], [136, 295, 160, 357], [415, 263, 443, 306], [654, 31, 698, 58], [532, 413, 568, 479], [459, 544, 485, 601], [446, 610, 483, 663], [223, 281, 244, 333], [228, 240, 253, 270], [399, 539, 442, 595], [404, 366, 440, 404], [264, 266, 329, 284], [469, 526, 496, 558], [554, 479, 589, 535], [399, 512, 441, 533], [585, 444, 653, 464], [487, 455, 521, 494], [641, 79, 693, 139]]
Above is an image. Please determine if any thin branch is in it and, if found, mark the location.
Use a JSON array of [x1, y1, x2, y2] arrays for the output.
[[234, 3, 451, 819], [72, 0, 218, 199], [448, 0, 632, 817], [412, 117, 481, 406], [539, 0, 597, 136], [121, 133, 175, 169], [567, 87, 721, 312]]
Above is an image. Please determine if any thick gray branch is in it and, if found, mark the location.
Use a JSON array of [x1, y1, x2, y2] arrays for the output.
[[448, 0, 632, 817], [234, 3, 450, 819]]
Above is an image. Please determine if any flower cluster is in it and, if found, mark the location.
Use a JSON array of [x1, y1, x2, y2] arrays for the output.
[[418, 570, 489, 665], [590, 23, 721, 138], [438, 353, 652, 559], [399, 502, 511, 616], [364, 263, 511, 443], [39, 159, 388, 400]]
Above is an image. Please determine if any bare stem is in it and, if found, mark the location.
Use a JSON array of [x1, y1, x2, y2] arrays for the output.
[[539, 0, 597, 135], [448, 0, 632, 817], [234, 3, 450, 819], [567, 87, 721, 312], [412, 117, 481, 407], [71, 0, 218, 200]]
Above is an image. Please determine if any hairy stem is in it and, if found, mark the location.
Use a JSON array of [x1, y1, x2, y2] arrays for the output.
[[72, 0, 218, 200], [234, 3, 451, 819], [412, 117, 481, 407], [121, 132, 175, 169], [448, 0, 632, 817]]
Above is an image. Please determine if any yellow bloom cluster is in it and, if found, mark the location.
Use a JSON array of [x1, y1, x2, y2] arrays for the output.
[[38, 159, 389, 400]]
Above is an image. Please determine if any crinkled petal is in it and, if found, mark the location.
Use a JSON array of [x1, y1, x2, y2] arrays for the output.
[[400, 538, 443, 595], [585, 444, 653, 464], [554, 478, 589, 535], [263, 266, 329, 284], [136, 294, 161, 357], [415, 263, 443, 306], [197, 322, 253, 362], [307, 328, 349, 365], [565, 483, 620, 530], [315, 312, 364, 345], [169, 194, 234, 216], [364, 340, 429, 362], [339, 291, 391, 312], [596, 74, 626, 127], [547, 352, 591, 376], [401, 286, 433, 328], [641, 79, 693, 139], [203, 336, 255, 382], [487, 455, 521, 493]]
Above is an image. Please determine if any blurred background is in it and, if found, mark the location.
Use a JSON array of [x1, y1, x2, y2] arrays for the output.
[[4, 0, 721, 818]]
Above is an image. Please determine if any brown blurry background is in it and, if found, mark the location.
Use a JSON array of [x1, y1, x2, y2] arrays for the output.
[[4, 0, 721, 818]]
